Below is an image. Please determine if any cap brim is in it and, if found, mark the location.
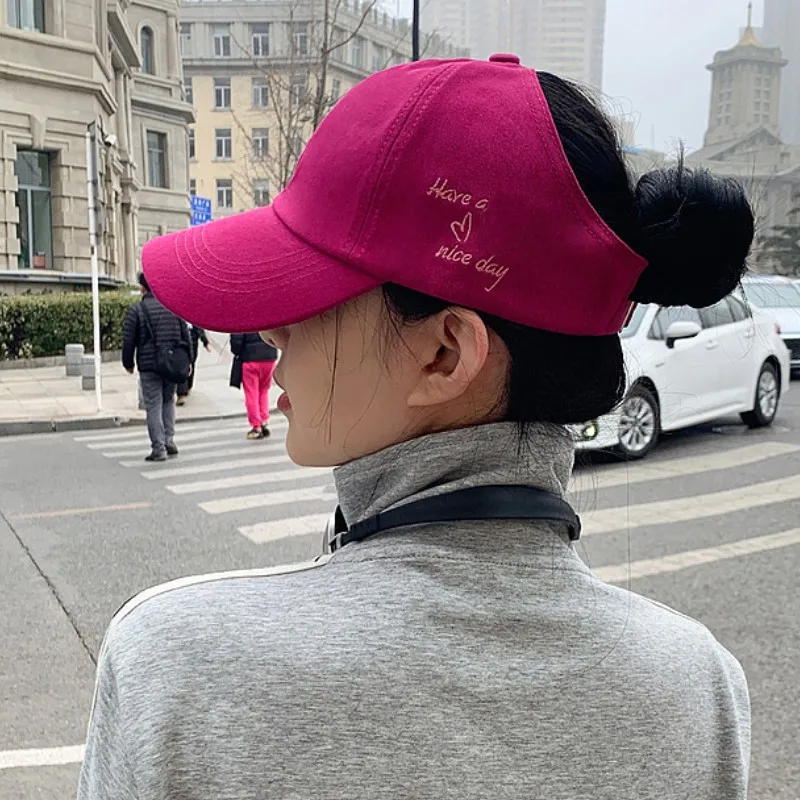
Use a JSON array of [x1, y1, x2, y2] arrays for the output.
[[142, 205, 380, 333]]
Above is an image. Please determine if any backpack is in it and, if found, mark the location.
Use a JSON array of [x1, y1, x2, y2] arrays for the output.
[[138, 301, 192, 384]]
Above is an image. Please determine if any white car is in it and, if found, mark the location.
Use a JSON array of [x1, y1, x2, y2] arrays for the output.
[[574, 294, 790, 458], [741, 275, 800, 374]]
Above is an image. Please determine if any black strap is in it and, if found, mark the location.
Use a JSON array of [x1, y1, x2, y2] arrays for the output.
[[327, 485, 581, 553], [137, 301, 158, 346]]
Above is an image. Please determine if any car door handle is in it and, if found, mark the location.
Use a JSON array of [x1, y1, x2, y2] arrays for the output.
[[744, 329, 756, 338], [706, 340, 719, 350]]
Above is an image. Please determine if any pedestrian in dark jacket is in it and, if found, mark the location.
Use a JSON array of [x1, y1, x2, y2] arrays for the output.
[[230, 333, 278, 439], [177, 325, 211, 405], [122, 272, 192, 461]]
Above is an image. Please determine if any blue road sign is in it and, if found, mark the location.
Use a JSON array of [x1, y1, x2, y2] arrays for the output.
[[190, 196, 212, 226]]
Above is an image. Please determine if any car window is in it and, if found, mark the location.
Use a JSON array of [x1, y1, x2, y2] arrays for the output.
[[650, 306, 702, 340], [700, 299, 736, 329], [727, 294, 751, 323], [620, 304, 648, 339], [742, 282, 800, 309]]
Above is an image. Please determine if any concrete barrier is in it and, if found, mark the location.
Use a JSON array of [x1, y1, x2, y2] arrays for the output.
[[80, 354, 96, 391], [65, 344, 85, 376]]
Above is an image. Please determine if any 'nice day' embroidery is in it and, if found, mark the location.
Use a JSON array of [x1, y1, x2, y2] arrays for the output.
[[427, 177, 510, 292]]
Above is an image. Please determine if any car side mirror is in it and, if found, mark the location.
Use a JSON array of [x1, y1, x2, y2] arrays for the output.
[[665, 320, 702, 349]]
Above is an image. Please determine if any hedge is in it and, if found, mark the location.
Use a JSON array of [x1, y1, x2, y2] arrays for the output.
[[0, 291, 140, 360]]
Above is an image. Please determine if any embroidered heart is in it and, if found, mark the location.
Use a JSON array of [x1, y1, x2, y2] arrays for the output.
[[450, 212, 473, 243]]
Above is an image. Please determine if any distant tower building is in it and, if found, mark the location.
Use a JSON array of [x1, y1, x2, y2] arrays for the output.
[[704, 3, 787, 147], [762, 0, 800, 143]]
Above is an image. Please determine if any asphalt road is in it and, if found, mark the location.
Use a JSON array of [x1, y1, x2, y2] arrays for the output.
[[1, 389, 799, 799]]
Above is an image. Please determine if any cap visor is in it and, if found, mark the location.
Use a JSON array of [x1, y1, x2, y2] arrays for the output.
[[142, 205, 380, 333]]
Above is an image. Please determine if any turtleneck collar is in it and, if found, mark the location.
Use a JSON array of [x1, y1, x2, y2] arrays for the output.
[[333, 421, 575, 543]]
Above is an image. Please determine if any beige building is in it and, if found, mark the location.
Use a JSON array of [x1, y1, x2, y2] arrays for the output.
[[182, 0, 466, 218], [690, 12, 800, 259], [763, 0, 800, 144], [425, 0, 606, 88], [0, 0, 193, 293]]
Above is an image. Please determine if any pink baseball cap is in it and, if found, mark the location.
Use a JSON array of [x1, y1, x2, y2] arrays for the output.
[[143, 55, 647, 337]]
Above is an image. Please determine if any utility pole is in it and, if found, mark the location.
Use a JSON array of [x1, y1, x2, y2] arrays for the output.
[[85, 122, 103, 411], [412, 0, 420, 61]]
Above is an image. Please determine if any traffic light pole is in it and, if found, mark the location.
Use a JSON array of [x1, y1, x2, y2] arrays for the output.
[[412, 0, 420, 61]]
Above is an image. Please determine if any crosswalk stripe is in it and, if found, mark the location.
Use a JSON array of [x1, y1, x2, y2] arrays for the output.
[[200, 485, 335, 514], [141, 452, 292, 480], [585, 473, 800, 535], [120, 443, 281, 467], [75, 420, 228, 443], [575, 441, 800, 492], [90, 425, 248, 451], [238, 513, 331, 544], [595, 528, 800, 584], [104, 434, 285, 458], [167, 466, 327, 495]]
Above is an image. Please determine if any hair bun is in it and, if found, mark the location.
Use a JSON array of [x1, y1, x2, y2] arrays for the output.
[[629, 163, 754, 309]]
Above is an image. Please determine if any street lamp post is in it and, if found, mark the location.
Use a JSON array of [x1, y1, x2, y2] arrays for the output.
[[412, 0, 420, 61], [85, 122, 103, 412]]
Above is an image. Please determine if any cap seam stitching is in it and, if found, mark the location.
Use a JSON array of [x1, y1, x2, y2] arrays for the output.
[[349, 62, 464, 260]]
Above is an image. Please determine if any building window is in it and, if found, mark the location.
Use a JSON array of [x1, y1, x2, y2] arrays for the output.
[[251, 23, 269, 56], [351, 35, 365, 69], [215, 128, 232, 159], [14, 151, 53, 270], [291, 22, 309, 55], [188, 128, 196, 160], [290, 73, 307, 108], [140, 26, 155, 74], [213, 24, 231, 57], [8, 0, 45, 32], [183, 77, 193, 104], [252, 128, 269, 159], [253, 179, 269, 207], [146, 131, 168, 188], [180, 23, 192, 55], [372, 44, 384, 72], [189, 178, 196, 197], [252, 77, 269, 108], [290, 128, 303, 156], [214, 77, 231, 109], [331, 78, 341, 101], [216, 179, 233, 209]]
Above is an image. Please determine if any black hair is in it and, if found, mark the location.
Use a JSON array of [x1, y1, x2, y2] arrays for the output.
[[138, 271, 150, 292], [383, 72, 754, 425]]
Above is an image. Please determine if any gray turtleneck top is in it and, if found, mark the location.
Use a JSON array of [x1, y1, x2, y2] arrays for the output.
[[79, 423, 749, 800]]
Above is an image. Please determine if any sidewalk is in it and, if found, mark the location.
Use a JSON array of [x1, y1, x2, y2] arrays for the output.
[[0, 333, 282, 435]]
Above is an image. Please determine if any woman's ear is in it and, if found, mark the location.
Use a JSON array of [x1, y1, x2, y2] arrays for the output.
[[406, 308, 491, 409]]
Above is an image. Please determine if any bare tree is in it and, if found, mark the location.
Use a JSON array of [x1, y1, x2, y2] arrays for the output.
[[229, 0, 448, 205]]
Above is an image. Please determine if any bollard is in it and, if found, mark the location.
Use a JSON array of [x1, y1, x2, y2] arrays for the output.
[[80, 354, 96, 391], [65, 344, 85, 376]]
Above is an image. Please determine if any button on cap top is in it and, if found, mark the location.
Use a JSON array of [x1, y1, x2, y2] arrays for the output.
[[489, 53, 521, 65]]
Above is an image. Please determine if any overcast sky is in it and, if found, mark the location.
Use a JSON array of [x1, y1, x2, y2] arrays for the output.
[[399, 0, 766, 154]]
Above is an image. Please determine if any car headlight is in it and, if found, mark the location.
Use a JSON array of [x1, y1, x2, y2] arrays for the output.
[[581, 421, 599, 440]]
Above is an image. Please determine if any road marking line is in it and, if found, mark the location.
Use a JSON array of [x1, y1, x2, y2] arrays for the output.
[[239, 513, 332, 544], [120, 443, 282, 467], [12, 501, 151, 520], [141, 452, 292, 479], [574, 441, 800, 492], [595, 528, 800, 584], [0, 744, 85, 770], [167, 466, 328, 495], [585, 473, 800, 535], [200, 485, 334, 515]]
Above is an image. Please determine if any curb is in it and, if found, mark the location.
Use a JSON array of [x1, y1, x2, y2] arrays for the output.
[[0, 408, 272, 437]]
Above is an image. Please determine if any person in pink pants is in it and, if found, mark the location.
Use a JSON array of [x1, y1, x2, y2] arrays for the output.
[[230, 333, 278, 439]]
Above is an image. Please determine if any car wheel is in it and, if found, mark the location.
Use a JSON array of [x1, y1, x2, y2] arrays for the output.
[[741, 361, 780, 428], [617, 384, 661, 460]]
